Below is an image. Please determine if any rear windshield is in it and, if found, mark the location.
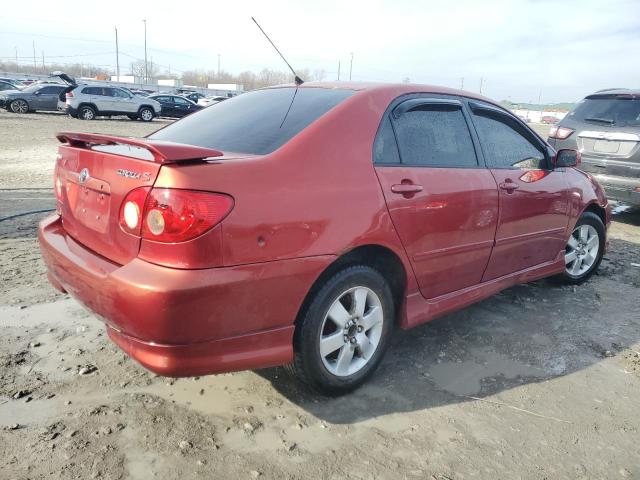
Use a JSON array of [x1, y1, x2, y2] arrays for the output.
[[148, 87, 355, 155], [568, 95, 640, 127]]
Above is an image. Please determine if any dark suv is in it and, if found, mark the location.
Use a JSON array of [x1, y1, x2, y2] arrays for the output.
[[548, 89, 640, 207]]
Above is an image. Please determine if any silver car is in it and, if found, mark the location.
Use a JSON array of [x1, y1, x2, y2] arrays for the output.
[[62, 84, 161, 121]]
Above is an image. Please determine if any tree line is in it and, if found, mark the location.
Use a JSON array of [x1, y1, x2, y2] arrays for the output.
[[0, 60, 328, 90]]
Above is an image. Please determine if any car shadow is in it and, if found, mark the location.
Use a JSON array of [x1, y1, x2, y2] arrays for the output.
[[257, 237, 640, 424]]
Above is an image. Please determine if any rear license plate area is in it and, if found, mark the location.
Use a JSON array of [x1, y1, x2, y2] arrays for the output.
[[593, 140, 620, 153], [65, 180, 111, 234]]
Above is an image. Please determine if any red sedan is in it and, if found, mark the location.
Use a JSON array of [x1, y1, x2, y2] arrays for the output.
[[39, 83, 610, 394]]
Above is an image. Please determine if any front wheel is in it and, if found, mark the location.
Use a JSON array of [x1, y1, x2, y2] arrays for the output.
[[289, 265, 394, 395], [10, 99, 29, 113], [556, 211, 605, 284], [139, 107, 154, 122]]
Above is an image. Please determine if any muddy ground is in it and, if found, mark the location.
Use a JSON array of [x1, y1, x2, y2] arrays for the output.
[[1, 112, 639, 479]]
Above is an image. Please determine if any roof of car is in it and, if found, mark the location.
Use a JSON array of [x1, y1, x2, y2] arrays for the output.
[[590, 88, 640, 97], [264, 81, 497, 104]]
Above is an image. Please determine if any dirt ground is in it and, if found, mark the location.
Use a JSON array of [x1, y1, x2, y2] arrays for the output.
[[1, 111, 639, 480]]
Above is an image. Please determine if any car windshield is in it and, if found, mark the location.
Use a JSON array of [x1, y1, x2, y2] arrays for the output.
[[149, 87, 355, 155], [568, 95, 640, 127]]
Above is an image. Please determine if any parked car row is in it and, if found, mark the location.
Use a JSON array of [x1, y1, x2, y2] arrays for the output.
[[0, 72, 212, 121]]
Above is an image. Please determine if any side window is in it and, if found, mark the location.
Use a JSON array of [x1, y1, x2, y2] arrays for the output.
[[392, 103, 478, 167], [113, 89, 130, 98], [173, 97, 189, 105], [155, 96, 171, 104], [82, 87, 96, 95], [104, 88, 116, 97], [39, 86, 57, 94], [471, 109, 546, 169], [373, 116, 400, 164]]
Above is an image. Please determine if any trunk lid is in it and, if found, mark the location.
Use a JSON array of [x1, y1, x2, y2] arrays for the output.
[[55, 132, 223, 265]]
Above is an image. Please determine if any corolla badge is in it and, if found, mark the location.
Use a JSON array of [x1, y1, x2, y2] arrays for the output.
[[78, 168, 90, 184], [116, 169, 151, 181]]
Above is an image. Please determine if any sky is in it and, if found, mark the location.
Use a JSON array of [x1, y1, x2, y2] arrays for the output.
[[1, 0, 639, 103]]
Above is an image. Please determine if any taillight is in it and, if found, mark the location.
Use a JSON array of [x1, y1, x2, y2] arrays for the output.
[[54, 167, 64, 201], [119, 188, 233, 241], [549, 126, 574, 140], [66, 91, 74, 98], [119, 187, 151, 236]]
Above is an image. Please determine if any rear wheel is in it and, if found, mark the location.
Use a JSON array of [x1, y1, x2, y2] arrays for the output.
[[289, 265, 394, 395], [10, 99, 29, 114], [556, 211, 605, 284], [78, 105, 96, 120], [139, 107, 154, 122]]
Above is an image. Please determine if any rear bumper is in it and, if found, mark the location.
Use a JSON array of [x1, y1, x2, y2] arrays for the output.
[[591, 173, 640, 206], [38, 214, 334, 376]]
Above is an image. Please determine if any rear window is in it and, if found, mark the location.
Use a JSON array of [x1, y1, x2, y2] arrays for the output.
[[148, 87, 355, 155], [568, 95, 640, 127]]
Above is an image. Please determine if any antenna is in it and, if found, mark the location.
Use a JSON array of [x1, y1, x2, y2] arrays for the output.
[[251, 17, 304, 86]]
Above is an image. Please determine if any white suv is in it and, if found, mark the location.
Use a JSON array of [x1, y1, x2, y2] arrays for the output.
[[62, 85, 161, 121]]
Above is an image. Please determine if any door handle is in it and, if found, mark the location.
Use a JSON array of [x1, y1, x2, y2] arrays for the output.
[[499, 181, 519, 192], [391, 184, 423, 194]]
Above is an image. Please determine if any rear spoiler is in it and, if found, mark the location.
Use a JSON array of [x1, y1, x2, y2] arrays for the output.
[[56, 131, 224, 164]]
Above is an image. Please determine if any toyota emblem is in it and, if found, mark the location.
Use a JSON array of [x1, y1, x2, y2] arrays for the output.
[[78, 168, 90, 184]]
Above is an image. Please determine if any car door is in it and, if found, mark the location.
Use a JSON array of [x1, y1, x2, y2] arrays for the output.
[[154, 96, 173, 116], [172, 96, 195, 117], [374, 96, 499, 299], [468, 101, 570, 280], [108, 88, 126, 113], [90, 87, 111, 112], [41, 86, 65, 110], [31, 86, 52, 109]]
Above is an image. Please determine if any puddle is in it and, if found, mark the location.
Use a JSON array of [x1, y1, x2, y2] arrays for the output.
[[427, 348, 544, 395]]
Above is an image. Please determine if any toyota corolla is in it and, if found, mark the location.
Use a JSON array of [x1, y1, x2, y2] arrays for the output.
[[39, 83, 610, 394]]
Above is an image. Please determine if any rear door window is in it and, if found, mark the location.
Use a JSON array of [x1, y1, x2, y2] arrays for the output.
[[149, 87, 355, 155], [391, 101, 478, 167]]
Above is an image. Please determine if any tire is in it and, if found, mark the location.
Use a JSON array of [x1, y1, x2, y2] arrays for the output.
[[78, 105, 96, 120], [138, 107, 154, 122], [554, 211, 605, 284], [289, 265, 394, 395], [10, 99, 29, 114]]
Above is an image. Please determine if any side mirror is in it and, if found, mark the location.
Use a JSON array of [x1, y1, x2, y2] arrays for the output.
[[553, 149, 581, 168]]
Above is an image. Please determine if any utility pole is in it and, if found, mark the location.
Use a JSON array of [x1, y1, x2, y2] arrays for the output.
[[337, 60, 341, 81], [537, 89, 542, 105], [150, 56, 153, 80], [143, 19, 148, 83], [349, 52, 353, 81], [41, 51, 45, 72], [115, 27, 120, 80], [32, 41, 36, 72], [460, 77, 464, 89], [479, 76, 484, 95], [217, 54, 221, 76], [15, 46, 18, 65]]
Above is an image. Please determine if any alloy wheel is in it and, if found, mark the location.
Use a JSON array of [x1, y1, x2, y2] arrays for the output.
[[11, 100, 28, 113], [319, 286, 384, 377], [81, 108, 94, 120], [140, 109, 153, 121], [565, 224, 599, 276]]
